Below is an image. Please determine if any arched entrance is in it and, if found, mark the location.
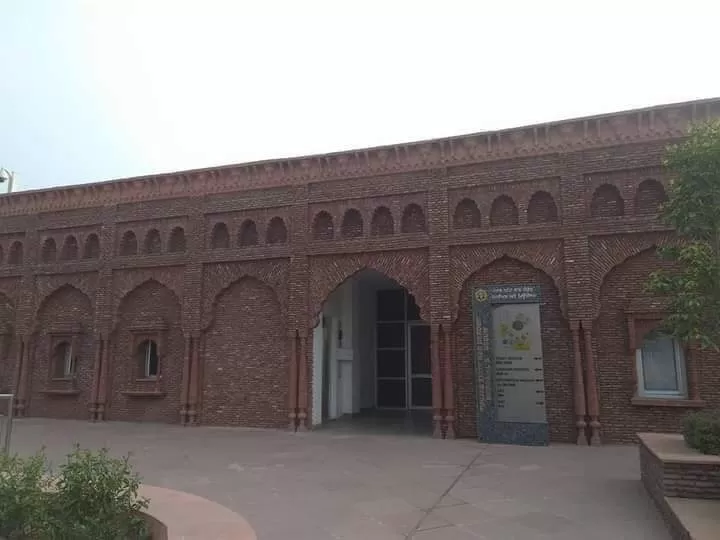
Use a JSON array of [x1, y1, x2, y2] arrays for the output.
[[311, 269, 433, 435]]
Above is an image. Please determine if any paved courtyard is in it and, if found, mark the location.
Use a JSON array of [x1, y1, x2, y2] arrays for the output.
[[8, 418, 668, 539]]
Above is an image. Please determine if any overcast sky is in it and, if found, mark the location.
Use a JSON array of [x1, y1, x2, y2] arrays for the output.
[[1, 0, 718, 192]]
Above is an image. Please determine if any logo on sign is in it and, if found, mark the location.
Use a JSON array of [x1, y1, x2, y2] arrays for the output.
[[474, 289, 489, 303]]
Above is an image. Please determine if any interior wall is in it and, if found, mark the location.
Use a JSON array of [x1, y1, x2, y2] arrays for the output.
[[311, 270, 405, 425]]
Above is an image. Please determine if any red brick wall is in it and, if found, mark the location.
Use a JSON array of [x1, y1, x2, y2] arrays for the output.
[[106, 280, 184, 423], [201, 277, 288, 428], [28, 285, 94, 419], [0, 293, 17, 393], [2, 103, 720, 440], [453, 257, 574, 442], [595, 248, 720, 443]]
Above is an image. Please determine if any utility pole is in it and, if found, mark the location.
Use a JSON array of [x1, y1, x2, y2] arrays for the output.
[[0, 168, 15, 194]]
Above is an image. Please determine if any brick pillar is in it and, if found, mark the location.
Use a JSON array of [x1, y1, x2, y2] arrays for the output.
[[430, 323, 443, 438], [287, 330, 298, 430], [186, 334, 201, 425], [288, 186, 309, 430], [441, 324, 456, 438], [92, 206, 116, 421], [89, 335, 103, 420], [582, 321, 601, 445], [297, 331, 309, 431], [571, 323, 587, 445], [179, 335, 192, 424], [96, 334, 110, 421], [427, 170, 453, 437]]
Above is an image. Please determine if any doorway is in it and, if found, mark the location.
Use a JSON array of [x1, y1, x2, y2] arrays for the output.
[[311, 269, 433, 433]]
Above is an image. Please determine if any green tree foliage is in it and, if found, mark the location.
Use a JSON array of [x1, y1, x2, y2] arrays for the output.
[[646, 121, 720, 350]]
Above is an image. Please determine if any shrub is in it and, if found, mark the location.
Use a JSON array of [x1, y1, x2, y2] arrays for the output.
[[0, 451, 52, 539], [683, 411, 720, 455], [0, 446, 150, 539]]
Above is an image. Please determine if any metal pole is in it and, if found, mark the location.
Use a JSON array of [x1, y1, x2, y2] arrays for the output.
[[0, 394, 14, 453]]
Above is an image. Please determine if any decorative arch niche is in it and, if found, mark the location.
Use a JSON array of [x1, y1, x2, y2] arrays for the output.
[[341, 209, 364, 238], [591, 184, 624, 218], [634, 179, 667, 215], [490, 195, 519, 226], [453, 198, 482, 229]]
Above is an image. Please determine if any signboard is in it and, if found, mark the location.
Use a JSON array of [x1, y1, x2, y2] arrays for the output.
[[472, 284, 548, 446]]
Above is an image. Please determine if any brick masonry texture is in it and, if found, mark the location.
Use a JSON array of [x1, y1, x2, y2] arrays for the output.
[[0, 98, 719, 442]]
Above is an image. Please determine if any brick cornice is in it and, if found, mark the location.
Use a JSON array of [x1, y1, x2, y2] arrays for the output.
[[1, 98, 718, 218]]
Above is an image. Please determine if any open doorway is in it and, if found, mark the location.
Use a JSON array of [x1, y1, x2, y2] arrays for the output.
[[311, 269, 433, 435]]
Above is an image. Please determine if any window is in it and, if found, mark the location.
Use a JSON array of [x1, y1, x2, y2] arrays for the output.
[[636, 332, 686, 398], [53, 341, 75, 379], [139, 340, 159, 379]]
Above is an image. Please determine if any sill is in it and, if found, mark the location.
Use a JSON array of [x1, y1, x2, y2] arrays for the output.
[[41, 389, 80, 396], [121, 390, 166, 398], [135, 377, 159, 383], [51, 377, 75, 382], [631, 397, 706, 408]]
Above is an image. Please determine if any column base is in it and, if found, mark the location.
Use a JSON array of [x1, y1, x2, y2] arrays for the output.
[[589, 419, 601, 446], [444, 414, 456, 439], [576, 420, 588, 445]]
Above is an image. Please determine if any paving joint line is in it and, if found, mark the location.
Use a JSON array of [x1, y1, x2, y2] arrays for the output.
[[406, 449, 484, 539]]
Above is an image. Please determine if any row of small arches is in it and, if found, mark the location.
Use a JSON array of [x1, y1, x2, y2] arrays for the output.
[[0, 242, 24, 266], [210, 217, 288, 249], [453, 191, 558, 229], [41, 234, 100, 263], [312, 204, 426, 240], [591, 179, 666, 218], [119, 227, 186, 256]]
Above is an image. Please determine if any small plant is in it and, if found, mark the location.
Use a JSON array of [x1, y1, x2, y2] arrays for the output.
[[0, 446, 150, 539], [0, 451, 52, 539], [683, 411, 720, 455]]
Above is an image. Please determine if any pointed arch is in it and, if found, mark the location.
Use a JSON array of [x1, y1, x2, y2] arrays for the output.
[[8, 241, 23, 265], [266, 217, 288, 244], [401, 203, 426, 233], [635, 179, 667, 215], [452, 256, 572, 440], [36, 283, 93, 322], [453, 198, 482, 229], [144, 228, 162, 254], [202, 275, 287, 427], [309, 252, 430, 327], [168, 227, 186, 252], [41, 237, 57, 263], [490, 195, 519, 226], [450, 243, 566, 322], [60, 235, 79, 261], [210, 222, 230, 249], [591, 184, 624, 217], [83, 234, 100, 259], [238, 219, 259, 247], [371, 206, 394, 236], [527, 191, 558, 224], [341, 208, 364, 238], [119, 230, 138, 256], [312, 211, 334, 240]]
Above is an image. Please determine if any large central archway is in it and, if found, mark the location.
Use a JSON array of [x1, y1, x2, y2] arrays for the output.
[[310, 269, 434, 435]]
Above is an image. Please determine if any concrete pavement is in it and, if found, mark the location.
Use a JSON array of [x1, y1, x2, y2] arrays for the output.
[[8, 419, 668, 539]]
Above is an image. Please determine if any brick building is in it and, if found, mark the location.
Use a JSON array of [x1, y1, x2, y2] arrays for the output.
[[1, 98, 718, 445]]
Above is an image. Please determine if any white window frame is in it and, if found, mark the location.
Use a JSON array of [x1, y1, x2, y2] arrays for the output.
[[143, 340, 159, 379], [63, 343, 74, 378], [635, 336, 687, 399]]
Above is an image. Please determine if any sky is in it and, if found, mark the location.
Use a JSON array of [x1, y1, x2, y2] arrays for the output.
[[1, 0, 719, 192]]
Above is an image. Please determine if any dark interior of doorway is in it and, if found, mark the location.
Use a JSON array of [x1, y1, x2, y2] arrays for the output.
[[376, 289, 432, 409]]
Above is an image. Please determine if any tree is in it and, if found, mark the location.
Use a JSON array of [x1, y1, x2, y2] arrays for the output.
[[646, 121, 720, 350]]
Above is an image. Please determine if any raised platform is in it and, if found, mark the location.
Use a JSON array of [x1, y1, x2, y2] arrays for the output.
[[140, 485, 256, 540], [638, 432, 720, 540]]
